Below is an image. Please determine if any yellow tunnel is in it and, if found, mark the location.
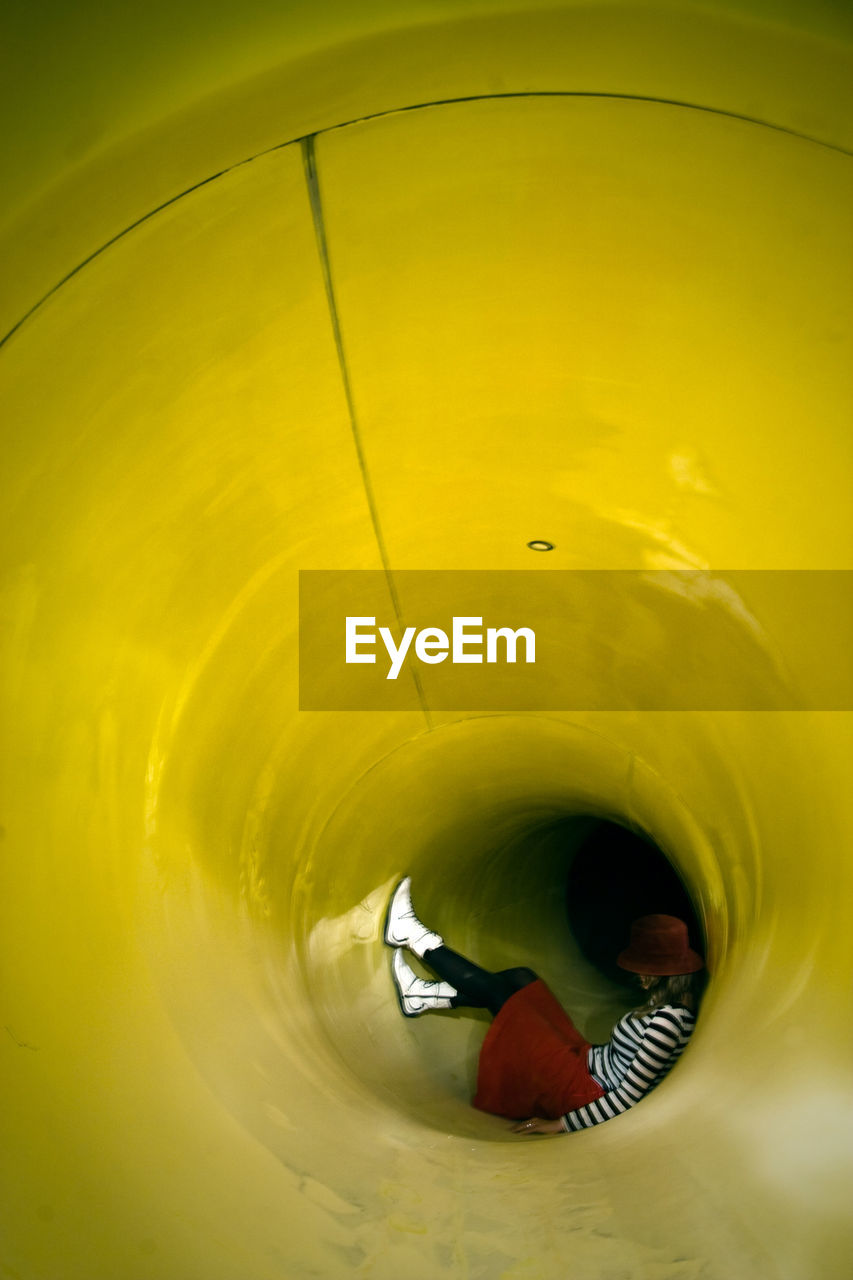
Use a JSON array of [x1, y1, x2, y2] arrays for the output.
[[1, 3, 851, 1278]]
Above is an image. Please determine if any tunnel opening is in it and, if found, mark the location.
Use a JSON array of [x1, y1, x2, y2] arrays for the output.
[[563, 817, 704, 990], [360, 807, 709, 1139], [284, 719, 719, 1143]]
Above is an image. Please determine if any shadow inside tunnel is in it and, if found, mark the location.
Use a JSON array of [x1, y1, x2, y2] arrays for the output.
[[564, 818, 705, 991]]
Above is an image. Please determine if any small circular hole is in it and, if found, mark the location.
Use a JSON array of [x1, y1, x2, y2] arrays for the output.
[[527, 540, 554, 552]]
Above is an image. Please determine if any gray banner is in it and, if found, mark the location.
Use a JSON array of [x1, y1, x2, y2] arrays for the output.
[[299, 570, 852, 711]]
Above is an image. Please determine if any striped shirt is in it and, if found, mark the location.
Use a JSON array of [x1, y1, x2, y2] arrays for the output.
[[561, 1004, 695, 1132]]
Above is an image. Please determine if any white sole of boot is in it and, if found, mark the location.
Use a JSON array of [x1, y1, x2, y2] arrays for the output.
[[390, 947, 425, 1018], [383, 875, 412, 948]]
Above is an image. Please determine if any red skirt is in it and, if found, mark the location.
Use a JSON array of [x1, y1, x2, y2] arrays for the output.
[[472, 979, 605, 1120]]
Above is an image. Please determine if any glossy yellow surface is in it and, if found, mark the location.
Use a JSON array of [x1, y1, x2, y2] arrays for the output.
[[1, 4, 851, 1279]]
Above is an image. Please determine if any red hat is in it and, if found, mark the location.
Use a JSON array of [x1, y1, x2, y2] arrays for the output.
[[617, 914, 704, 976]]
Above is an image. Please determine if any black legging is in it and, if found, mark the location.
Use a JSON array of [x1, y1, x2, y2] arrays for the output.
[[422, 945, 538, 1017]]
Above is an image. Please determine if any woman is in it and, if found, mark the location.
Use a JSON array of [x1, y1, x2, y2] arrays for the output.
[[384, 876, 704, 1135]]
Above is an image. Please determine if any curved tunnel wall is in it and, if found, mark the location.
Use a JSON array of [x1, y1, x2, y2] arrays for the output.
[[1, 6, 852, 1279]]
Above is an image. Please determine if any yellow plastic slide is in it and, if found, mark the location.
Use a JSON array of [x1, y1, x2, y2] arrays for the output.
[[1, 3, 850, 1277]]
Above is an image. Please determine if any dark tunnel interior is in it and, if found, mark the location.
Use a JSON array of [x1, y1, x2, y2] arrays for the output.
[[565, 819, 704, 988]]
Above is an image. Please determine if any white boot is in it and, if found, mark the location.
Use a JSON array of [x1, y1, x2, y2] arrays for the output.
[[391, 948, 457, 1018], [384, 876, 443, 958]]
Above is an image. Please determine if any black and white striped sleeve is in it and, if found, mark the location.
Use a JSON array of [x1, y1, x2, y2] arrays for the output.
[[560, 1008, 691, 1132]]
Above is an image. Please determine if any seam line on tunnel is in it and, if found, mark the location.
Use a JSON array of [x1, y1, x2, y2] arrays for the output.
[[2, 89, 850, 352], [301, 135, 434, 731]]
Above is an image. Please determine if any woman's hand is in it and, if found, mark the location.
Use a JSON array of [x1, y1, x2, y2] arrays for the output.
[[511, 1117, 564, 1135]]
